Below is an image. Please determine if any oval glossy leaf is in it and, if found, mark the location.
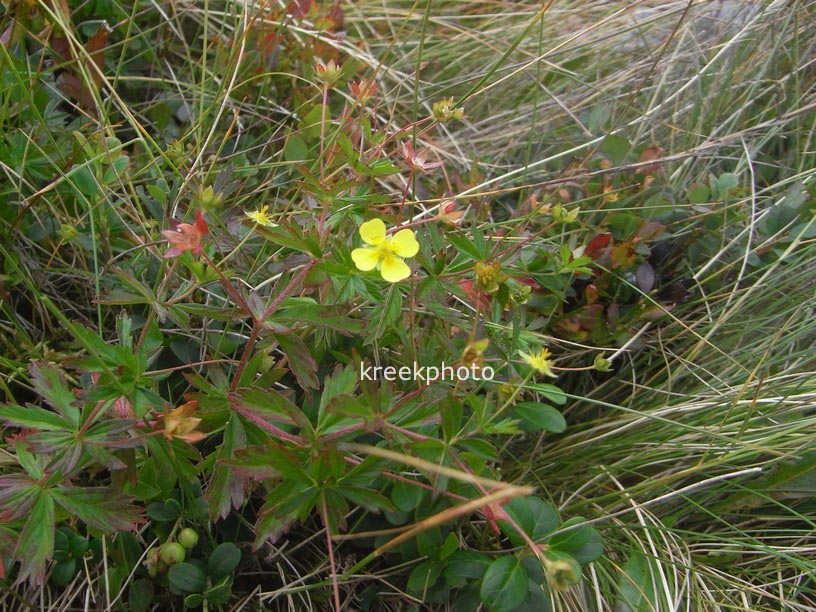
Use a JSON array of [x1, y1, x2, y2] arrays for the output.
[[168, 562, 206, 594], [407, 560, 440, 594], [480, 556, 528, 612], [207, 542, 241, 581], [444, 551, 491, 587], [499, 497, 560, 546]]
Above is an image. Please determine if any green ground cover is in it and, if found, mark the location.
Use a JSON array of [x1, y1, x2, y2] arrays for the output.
[[0, 1, 814, 609]]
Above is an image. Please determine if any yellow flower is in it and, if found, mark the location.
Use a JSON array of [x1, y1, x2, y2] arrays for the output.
[[351, 219, 419, 283], [432, 97, 465, 122], [245, 205, 278, 228], [158, 401, 206, 444], [519, 348, 557, 378]]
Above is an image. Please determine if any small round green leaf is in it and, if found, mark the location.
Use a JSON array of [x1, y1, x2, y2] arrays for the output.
[[50, 558, 77, 586], [167, 562, 207, 594], [391, 479, 424, 512], [499, 497, 560, 546], [407, 560, 440, 594], [207, 542, 241, 581], [480, 556, 528, 612], [184, 593, 205, 608]]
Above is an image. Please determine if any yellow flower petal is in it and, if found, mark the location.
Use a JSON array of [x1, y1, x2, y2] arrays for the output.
[[359, 219, 386, 245], [245, 205, 278, 228], [352, 247, 380, 271], [380, 255, 411, 282], [390, 229, 419, 258], [519, 349, 557, 377]]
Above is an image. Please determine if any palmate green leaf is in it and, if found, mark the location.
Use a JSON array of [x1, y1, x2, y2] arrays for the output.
[[29, 361, 80, 426], [447, 232, 485, 261], [50, 487, 142, 532], [230, 387, 303, 429], [390, 478, 424, 512], [276, 299, 363, 334], [320, 393, 372, 423], [337, 485, 394, 514], [228, 441, 305, 482], [254, 481, 319, 548], [14, 491, 55, 586], [0, 526, 18, 560], [0, 404, 72, 431], [480, 556, 529, 612], [258, 223, 318, 256], [206, 417, 247, 521], [0, 475, 40, 520], [339, 455, 385, 487], [274, 332, 319, 390]]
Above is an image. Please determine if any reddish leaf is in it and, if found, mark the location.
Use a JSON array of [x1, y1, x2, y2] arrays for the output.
[[610, 242, 636, 269], [635, 145, 665, 174], [585, 233, 612, 261], [86, 22, 111, 87], [206, 418, 247, 520], [459, 279, 491, 311], [634, 221, 665, 243], [50, 487, 143, 532], [286, 0, 313, 18], [51, 23, 110, 112]]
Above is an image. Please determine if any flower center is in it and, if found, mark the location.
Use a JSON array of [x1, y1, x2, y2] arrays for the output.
[[375, 238, 398, 259]]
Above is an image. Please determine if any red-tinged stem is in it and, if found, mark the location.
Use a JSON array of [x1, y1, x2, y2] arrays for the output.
[[321, 496, 343, 612], [385, 216, 436, 234], [381, 385, 428, 419], [320, 421, 370, 443], [449, 452, 538, 549], [384, 422, 437, 441], [230, 322, 260, 392], [318, 85, 330, 236], [147, 359, 238, 376]]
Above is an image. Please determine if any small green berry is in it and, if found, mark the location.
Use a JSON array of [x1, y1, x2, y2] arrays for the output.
[[178, 528, 200, 549], [160, 542, 186, 565]]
